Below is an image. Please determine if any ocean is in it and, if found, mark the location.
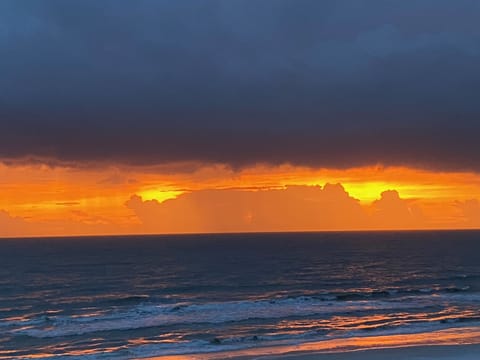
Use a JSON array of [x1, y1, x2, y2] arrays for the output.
[[1, 231, 480, 359]]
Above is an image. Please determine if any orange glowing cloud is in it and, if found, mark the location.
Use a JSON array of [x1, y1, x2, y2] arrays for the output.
[[126, 184, 368, 233], [1, 161, 480, 237], [125, 185, 478, 234]]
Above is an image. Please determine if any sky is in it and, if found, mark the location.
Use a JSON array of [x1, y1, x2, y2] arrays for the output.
[[1, 1, 480, 237]]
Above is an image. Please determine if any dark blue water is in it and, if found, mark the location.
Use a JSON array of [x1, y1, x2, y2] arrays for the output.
[[1, 231, 480, 359]]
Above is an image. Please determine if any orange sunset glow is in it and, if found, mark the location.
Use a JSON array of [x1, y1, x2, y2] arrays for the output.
[[2, 162, 480, 237], [4, 2, 480, 359]]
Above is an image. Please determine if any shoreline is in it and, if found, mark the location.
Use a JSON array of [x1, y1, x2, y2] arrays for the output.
[[140, 326, 480, 360], [257, 343, 480, 360]]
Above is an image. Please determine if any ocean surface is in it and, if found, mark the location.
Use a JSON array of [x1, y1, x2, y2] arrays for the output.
[[1, 231, 480, 359]]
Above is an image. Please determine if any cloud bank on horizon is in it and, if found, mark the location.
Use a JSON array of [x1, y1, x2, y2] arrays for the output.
[[1, 183, 479, 237], [1, 0, 480, 171], [125, 185, 424, 233]]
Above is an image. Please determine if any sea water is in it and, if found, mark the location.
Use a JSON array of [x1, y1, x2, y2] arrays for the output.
[[1, 231, 480, 359]]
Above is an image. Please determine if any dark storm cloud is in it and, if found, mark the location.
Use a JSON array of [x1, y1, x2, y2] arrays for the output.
[[1, 0, 480, 170]]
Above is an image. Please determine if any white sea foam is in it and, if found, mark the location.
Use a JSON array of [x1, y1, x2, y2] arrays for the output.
[[9, 292, 477, 338]]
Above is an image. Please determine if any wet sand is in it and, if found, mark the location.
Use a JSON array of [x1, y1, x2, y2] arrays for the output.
[[257, 344, 480, 360], [144, 344, 480, 359], [142, 327, 480, 360]]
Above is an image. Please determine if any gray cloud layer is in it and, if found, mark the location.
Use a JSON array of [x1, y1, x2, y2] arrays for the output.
[[1, 1, 480, 170]]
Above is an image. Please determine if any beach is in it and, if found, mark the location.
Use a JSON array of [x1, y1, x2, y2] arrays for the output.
[[260, 344, 480, 360], [143, 345, 480, 359], [144, 345, 480, 359]]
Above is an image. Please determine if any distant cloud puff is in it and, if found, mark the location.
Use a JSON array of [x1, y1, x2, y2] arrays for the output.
[[456, 199, 480, 227], [0, 208, 127, 237], [372, 190, 424, 229], [0, 210, 31, 237]]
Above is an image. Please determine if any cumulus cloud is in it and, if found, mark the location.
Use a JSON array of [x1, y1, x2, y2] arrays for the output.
[[127, 184, 480, 233], [371, 190, 424, 229], [125, 184, 440, 233], [126, 184, 367, 233]]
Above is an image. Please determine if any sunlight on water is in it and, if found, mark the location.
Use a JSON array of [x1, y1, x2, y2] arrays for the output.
[[1, 232, 480, 359]]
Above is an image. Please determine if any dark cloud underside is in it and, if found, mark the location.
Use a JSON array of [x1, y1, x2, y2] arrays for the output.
[[1, 0, 480, 170]]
